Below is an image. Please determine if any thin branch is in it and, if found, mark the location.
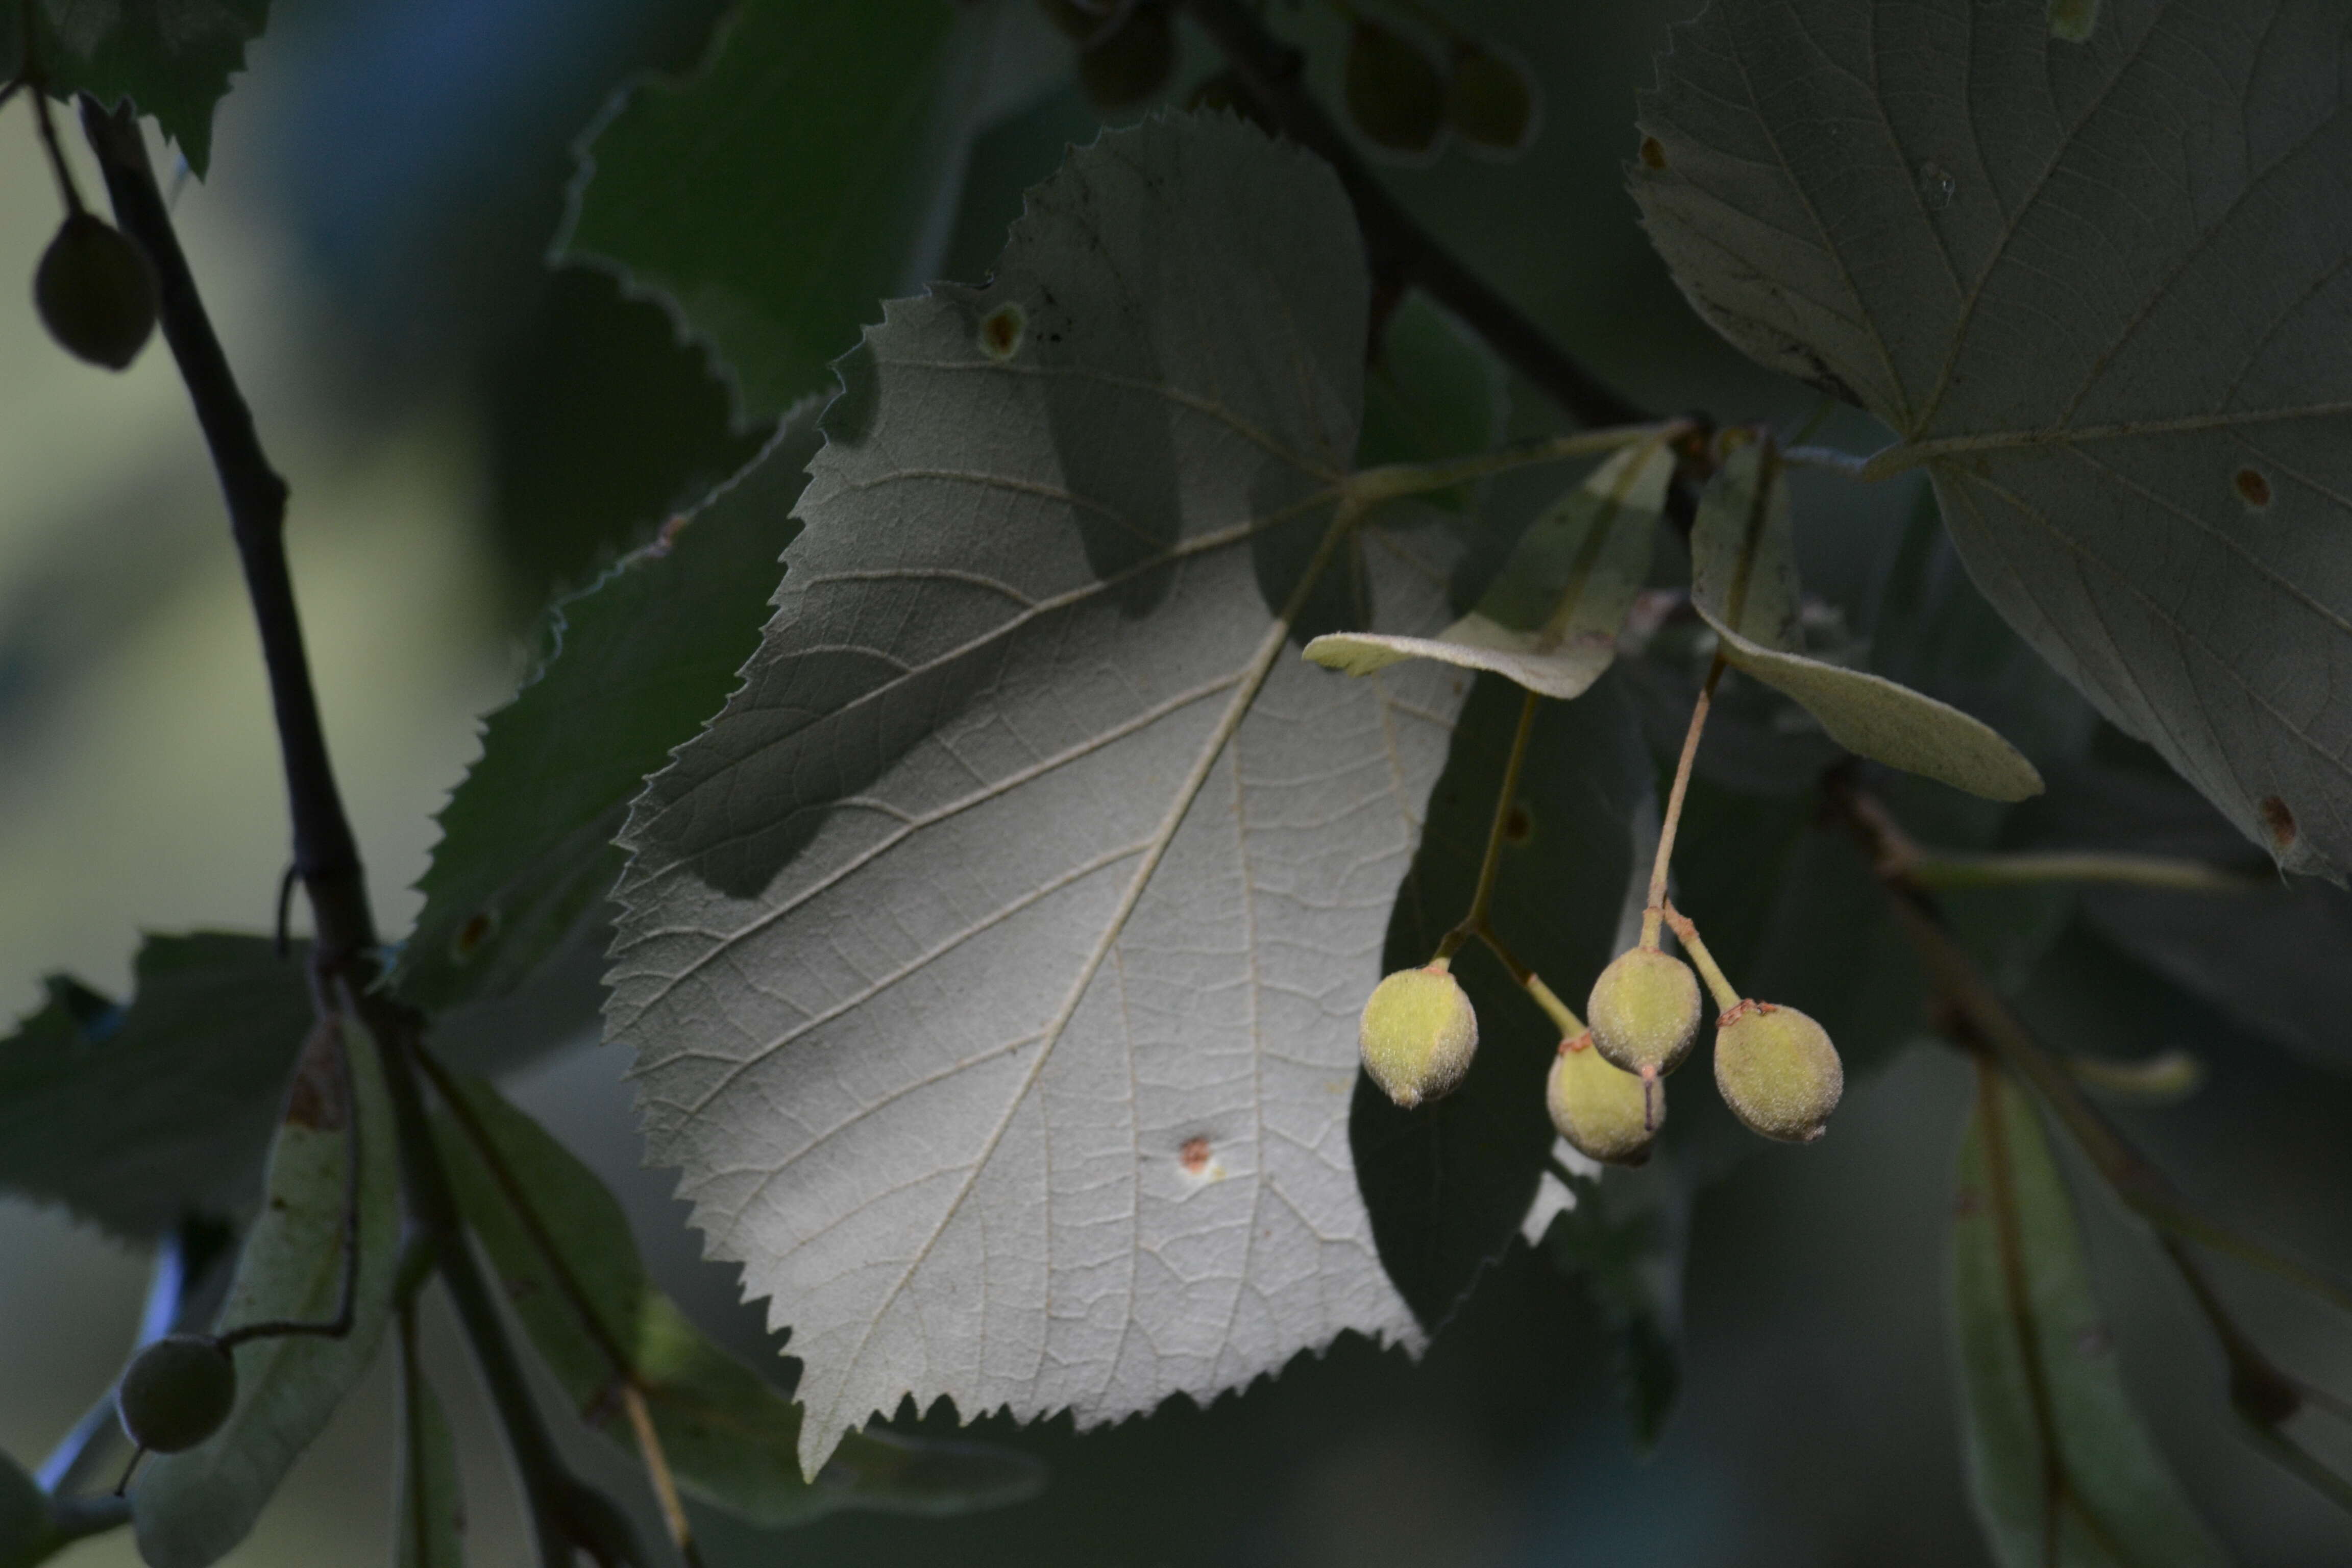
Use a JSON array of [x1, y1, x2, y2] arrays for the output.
[[78, 101, 371, 964], [1901, 849, 2265, 896], [1180, 0, 1649, 430], [77, 99, 612, 1568], [1830, 779, 2352, 1321]]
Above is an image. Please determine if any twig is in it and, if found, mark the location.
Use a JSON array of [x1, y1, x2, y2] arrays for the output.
[[77, 101, 370, 965], [77, 98, 611, 1568], [1901, 849, 2265, 896], [1180, 0, 1648, 430], [1830, 780, 2352, 1320]]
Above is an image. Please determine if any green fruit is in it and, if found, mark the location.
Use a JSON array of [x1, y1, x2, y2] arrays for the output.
[[1358, 965, 1478, 1108], [1445, 43, 1535, 153], [116, 1334, 236, 1454], [1546, 1032, 1656, 1165], [1586, 946, 1702, 1079], [1714, 1000, 1843, 1143], [1343, 20, 1446, 154], [1077, 1, 1174, 111], [35, 212, 159, 371]]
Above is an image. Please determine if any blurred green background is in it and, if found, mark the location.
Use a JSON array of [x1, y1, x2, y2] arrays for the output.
[[2, 1, 2349, 1563]]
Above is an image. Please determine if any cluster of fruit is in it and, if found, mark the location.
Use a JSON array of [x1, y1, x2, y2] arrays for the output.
[[1360, 910, 1844, 1166]]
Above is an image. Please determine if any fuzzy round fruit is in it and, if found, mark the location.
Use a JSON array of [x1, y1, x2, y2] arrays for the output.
[[1586, 946, 1703, 1079], [35, 212, 158, 371], [1343, 20, 1446, 154], [116, 1334, 236, 1453], [1358, 965, 1478, 1108], [1546, 1033, 1656, 1165], [1714, 1000, 1843, 1143]]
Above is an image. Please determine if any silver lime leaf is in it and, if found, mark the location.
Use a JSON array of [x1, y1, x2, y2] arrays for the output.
[[605, 114, 1464, 1475]]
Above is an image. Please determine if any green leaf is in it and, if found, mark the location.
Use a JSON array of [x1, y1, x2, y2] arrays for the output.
[[1353, 672, 1650, 1328], [556, 0, 1044, 419], [1634, 0, 2352, 874], [1950, 1067, 2228, 1568], [606, 114, 1466, 1474], [134, 1014, 401, 1568], [1305, 439, 1672, 698], [432, 1072, 1045, 1527], [399, 408, 824, 1015], [394, 1361, 464, 1568], [0, 934, 313, 1240], [0, 1, 271, 177], [1687, 443, 2044, 802], [1356, 293, 1509, 506]]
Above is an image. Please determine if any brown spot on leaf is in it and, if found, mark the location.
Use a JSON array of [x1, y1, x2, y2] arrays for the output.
[[1178, 1136, 1212, 1174], [1502, 801, 1534, 845], [453, 910, 496, 962], [2260, 794, 2296, 855], [2235, 467, 2272, 508], [1637, 135, 1667, 170], [978, 303, 1025, 362]]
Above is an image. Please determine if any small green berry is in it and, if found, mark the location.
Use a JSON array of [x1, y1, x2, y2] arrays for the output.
[[116, 1334, 236, 1454], [1358, 964, 1478, 1108], [35, 212, 159, 371], [1343, 20, 1446, 154], [1546, 1032, 1657, 1165], [1586, 946, 1703, 1079], [1714, 1000, 1843, 1142]]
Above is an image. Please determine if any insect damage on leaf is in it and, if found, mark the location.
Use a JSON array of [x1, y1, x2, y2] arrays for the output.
[[604, 113, 1468, 1476]]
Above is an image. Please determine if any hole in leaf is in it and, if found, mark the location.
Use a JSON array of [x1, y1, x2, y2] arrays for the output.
[[2234, 467, 2272, 508]]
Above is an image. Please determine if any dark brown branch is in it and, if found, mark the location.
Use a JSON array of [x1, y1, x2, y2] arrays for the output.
[[78, 101, 372, 967], [76, 101, 621, 1568], [1181, 0, 1649, 431]]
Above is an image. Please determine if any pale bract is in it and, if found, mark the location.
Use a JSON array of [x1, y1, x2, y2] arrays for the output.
[[1306, 440, 1671, 699], [1635, 0, 2352, 872], [605, 115, 1467, 1475], [1689, 441, 2044, 802]]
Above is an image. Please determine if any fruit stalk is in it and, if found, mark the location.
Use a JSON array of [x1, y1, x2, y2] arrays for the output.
[[1435, 687, 1540, 963], [1641, 651, 1726, 948]]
